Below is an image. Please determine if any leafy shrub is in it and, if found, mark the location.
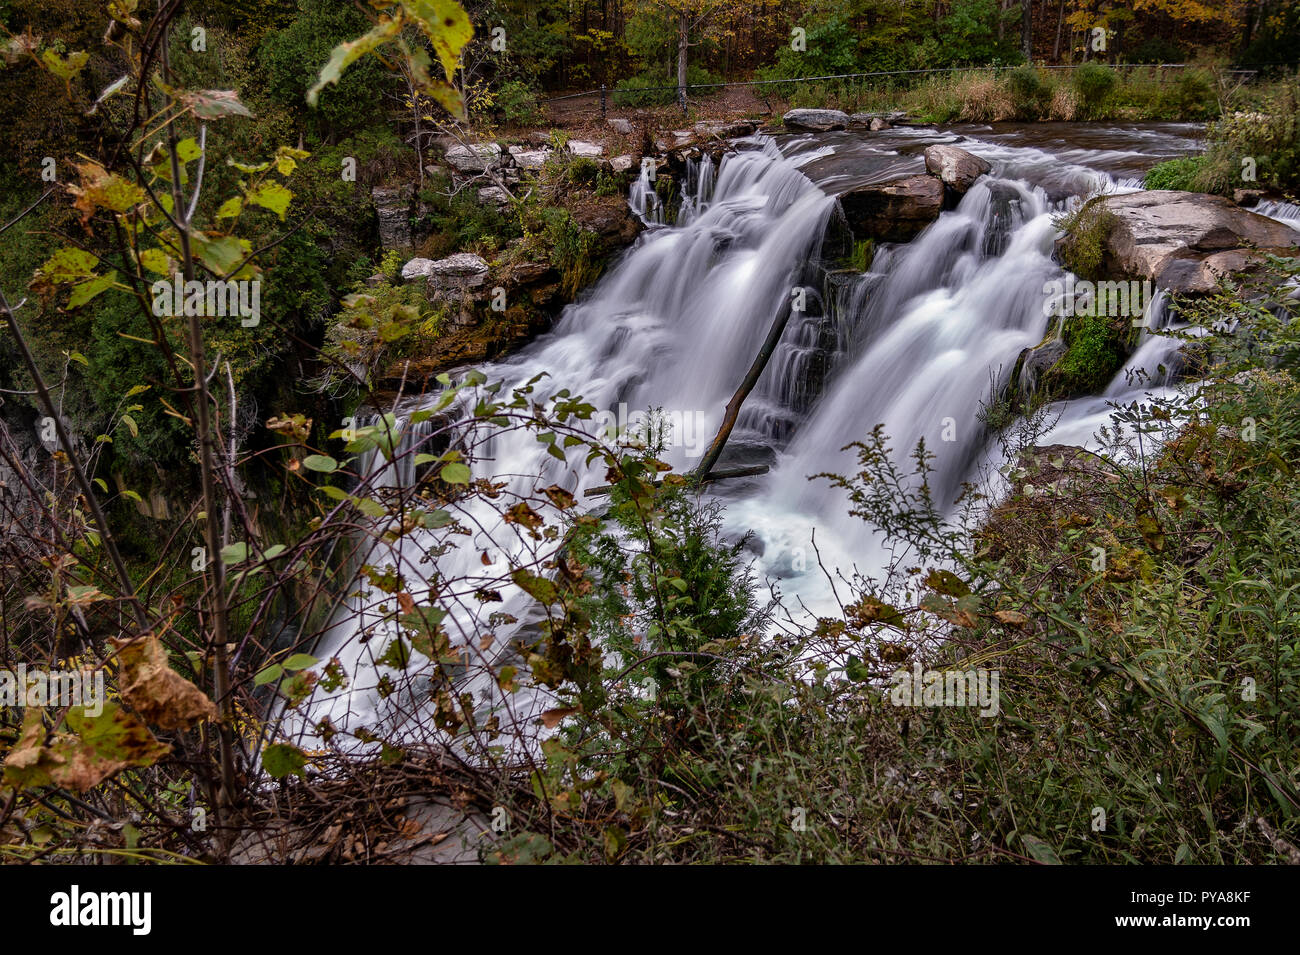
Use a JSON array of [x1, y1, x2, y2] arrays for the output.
[[1007, 65, 1049, 118], [1143, 155, 1209, 192], [495, 79, 544, 127], [1054, 199, 1117, 280], [612, 63, 719, 107], [567, 155, 600, 187], [1159, 69, 1217, 119], [1073, 63, 1117, 117]]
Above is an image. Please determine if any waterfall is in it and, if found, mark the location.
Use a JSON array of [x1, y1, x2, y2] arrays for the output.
[[300, 125, 1214, 744], [301, 136, 838, 743]]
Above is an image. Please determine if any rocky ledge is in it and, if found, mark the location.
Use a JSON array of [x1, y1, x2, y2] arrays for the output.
[[1062, 190, 1299, 294], [838, 143, 992, 243]]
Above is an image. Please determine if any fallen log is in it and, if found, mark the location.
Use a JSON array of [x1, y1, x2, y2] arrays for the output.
[[691, 294, 801, 481], [583, 464, 769, 497]]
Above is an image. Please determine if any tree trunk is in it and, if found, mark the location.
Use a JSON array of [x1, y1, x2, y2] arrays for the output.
[[1053, 0, 1065, 61], [677, 12, 689, 106], [1022, 0, 1033, 62]]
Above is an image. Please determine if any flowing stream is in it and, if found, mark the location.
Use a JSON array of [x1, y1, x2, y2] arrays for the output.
[[300, 122, 1300, 745]]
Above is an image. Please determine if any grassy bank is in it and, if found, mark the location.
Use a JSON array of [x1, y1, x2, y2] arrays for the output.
[[454, 257, 1300, 865]]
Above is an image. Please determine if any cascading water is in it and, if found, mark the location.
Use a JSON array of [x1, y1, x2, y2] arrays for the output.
[[301, 124, 1218, 745]]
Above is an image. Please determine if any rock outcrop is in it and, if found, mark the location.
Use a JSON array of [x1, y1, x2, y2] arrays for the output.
[[372, 185, 414, 251], [839, 175, 945, 243], [924, 144, 992, 195], [1074, 190, 1298, 294], [782, 108, 849, 132], [444, 142, 502, 174]]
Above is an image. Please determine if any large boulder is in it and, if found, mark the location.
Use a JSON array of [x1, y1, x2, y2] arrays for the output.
[[400, 257, 436, 283], [839, 175, 944, 243], [425, 253, 490, 293], [849, 111, 907, 128], [507, 145, 550, 171], [444, 142, 502, 174], [567, 140, 604, 158], [782, 108, 849, 132], [924, 144, 992, 195], [1077, 190, 1299, 294], [569, 194, 642, 246]]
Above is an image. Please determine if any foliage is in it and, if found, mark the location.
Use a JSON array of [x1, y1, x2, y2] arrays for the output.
[[1054, 199, 1117, 280]]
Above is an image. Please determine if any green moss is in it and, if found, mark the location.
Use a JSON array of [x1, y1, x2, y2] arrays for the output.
[[1055, 199, 1118, 281], [1054, 314, 1125, 396]]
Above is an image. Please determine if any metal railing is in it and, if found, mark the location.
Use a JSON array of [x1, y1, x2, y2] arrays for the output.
[[539, 61, 1287, 117]]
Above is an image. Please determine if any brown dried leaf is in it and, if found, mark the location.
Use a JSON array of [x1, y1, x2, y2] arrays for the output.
[[114, 635, 217, 730], [539, 706, 578, 729]]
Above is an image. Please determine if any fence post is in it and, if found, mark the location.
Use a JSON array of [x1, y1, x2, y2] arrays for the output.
[[600, 84, 606, 117]]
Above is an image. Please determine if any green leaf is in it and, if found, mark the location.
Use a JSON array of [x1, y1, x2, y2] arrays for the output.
[[262, 544, 287, 560], [190, 233, 250, 277], [220, 542, 249, 564], [1020, 834, 1062, 865], [283, 653, 318, 671], [139, 248, 171, 274], [215, 196, 243, 218], [176, 137, 203, 163], [421, 509, 453, 529], [37, 247, 99, 283], [353, 497, 387, 518], [302, 454, 339, 473], [440, 462, 471, 485], [402, 0, 475, 80], [511, 568, 557, 605], [254, 664, 284, 687], [66, 271, 118, 309], [262, 743, 308, 779], [181, 89, 253, 120], [245, 181, 292, 220], [40, 48, 89, 83], [119, 413, 138, 438], [307, 17, 403, 107]]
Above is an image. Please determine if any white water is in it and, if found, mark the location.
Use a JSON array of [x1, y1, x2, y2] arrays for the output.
[[301, 124, 1227, 744]]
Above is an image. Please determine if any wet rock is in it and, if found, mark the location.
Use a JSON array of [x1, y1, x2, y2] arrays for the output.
[[839, 175, 944, 243], [870, 117, 890, 131], [694, 120, 757, 139], [610, 155, 635, 173], [1015, 337, 1068, 396], [444, 142, 502, 174], [924, 144, 992, 194], [1233, 188, 1264, 208], [849, 111, 908, 128], [783, 108, 849, 132], [1078, 190, 1298, 294]]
